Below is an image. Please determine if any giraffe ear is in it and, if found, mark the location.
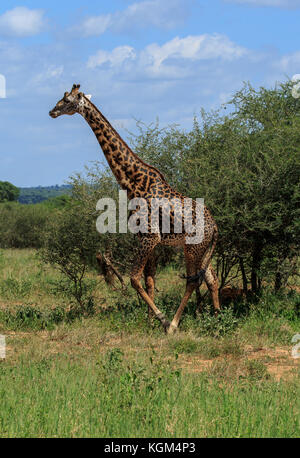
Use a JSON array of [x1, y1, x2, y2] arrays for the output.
[[63, 91, 71, 101], [85, 94, 92, 100]]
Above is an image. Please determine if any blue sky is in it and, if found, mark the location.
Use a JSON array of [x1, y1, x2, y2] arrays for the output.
[[0, 0, 300, 187]]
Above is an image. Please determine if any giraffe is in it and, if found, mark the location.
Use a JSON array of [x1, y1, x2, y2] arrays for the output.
[[49, 84, 220, 334]]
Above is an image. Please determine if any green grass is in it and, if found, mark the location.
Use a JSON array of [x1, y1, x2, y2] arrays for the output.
[[0, 348, 298, 438], [0, 249, 66, 308], [0, 249, 299, 438]]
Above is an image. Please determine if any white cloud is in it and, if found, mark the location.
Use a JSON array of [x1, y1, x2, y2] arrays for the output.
[[87, 34, 247, 79], [0, 7, 45, 37], [144, 34, 247, 70], [276, 51, 300, 71], [77, 13, 112, 37], [31, 65, 64, 87], [77, 0, 188, 37], [224, 0, 300, 8], [111, 0, 187, 32], [87, 46, 136, 69], [112, 118, 134, 130]]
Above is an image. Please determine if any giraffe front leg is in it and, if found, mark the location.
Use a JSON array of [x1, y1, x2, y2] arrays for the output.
[[131, 274, 170, 331]]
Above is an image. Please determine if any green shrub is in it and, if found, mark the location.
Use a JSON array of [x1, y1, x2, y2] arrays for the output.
[[0, 305, 66, 330]]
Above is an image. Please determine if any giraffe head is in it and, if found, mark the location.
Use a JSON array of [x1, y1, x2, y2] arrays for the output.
[[49, 84, 92, 118]]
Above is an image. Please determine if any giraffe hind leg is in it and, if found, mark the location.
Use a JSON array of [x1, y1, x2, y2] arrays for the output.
[[182, 269, 206, 314], [144, 253, 157, 324], [204, 264, 220, 315], [131, 236, 170, 330], [167, 246, 199, 335], [181, 269, 206, 284], [195, 286, 203, 314]]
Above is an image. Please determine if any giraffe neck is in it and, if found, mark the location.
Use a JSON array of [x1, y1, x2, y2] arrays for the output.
[[78, 99, 166, 198]]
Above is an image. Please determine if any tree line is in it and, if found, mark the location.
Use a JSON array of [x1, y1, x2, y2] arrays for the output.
[[18, 185, 71, 204]]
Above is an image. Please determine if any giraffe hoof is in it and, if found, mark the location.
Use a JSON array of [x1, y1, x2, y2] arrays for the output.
[[166, 323, 178, 335]]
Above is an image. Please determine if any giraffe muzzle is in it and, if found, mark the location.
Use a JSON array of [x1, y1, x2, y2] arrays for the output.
[[49, 110, 59, 118]]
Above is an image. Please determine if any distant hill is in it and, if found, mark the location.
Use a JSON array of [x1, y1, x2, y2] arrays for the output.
[[19, 185, 71, 204]]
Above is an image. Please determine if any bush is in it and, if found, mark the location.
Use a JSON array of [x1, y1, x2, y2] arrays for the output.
[[40, 202, 100, 311], [0, 202, 53, 248]]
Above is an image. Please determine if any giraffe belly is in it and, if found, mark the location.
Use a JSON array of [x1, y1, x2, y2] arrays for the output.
[[159, 233, 186, 246]]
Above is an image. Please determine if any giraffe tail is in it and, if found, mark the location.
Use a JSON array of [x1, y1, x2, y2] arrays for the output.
[[182, 225, 218, 284], [201, 225, 218, 272]]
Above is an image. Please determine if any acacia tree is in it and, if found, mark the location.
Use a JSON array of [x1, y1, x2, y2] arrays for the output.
[[131, 81, 300, 293], [0, 181, 19, 202], [227, 81, 300, 292]]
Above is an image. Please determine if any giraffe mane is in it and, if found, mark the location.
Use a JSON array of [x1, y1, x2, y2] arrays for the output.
[[84, 95, 167, 183]]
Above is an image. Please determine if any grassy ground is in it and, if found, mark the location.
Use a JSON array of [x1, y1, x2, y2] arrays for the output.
[[0, 249, 299, 438]]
